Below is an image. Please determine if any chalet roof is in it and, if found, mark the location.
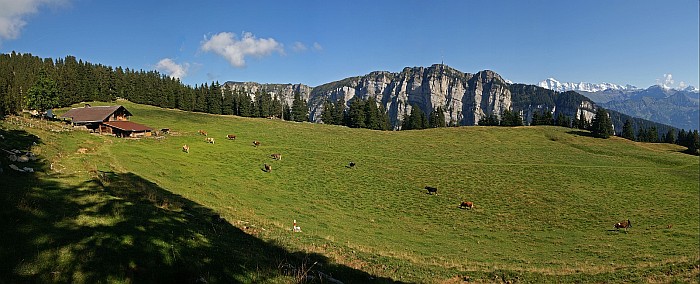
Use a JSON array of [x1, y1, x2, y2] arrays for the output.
[[102, 121, 152, 132], [60, 105, 132, 123]]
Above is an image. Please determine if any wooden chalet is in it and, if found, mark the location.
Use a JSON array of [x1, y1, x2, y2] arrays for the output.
[[60, 105, 152, 137]]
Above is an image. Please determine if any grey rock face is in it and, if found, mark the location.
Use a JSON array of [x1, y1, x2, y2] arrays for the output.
[[223, 82, 312, 107], [309, 64, 512, 129]]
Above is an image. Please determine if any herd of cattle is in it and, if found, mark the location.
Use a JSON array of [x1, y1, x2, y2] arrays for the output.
[[183, 130, 280, 173], [180, 128, 634, 233]]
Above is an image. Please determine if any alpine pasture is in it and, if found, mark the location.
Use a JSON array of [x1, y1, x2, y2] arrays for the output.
[[1, 100, 698, 283]]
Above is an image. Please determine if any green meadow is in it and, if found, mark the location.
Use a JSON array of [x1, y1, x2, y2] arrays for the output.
[[1, 100, 698, 283]]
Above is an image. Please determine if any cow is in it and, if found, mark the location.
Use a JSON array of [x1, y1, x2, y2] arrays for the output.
[[264, 163, 272, 172], [347, 162, 356, 169], [182, 144, 190, 153], [206, 137, 215, 144], [271, 153, 282, 160], [614, 219, 632, 233], [459, 201, 474, 209], [198, 130, 208, 136], [227, 134, 237, 140], [425, 186, 438, 195], [253, 140, 261, 147]]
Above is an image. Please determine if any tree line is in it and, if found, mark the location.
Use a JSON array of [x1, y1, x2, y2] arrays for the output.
[[0, 52, 308, 122]]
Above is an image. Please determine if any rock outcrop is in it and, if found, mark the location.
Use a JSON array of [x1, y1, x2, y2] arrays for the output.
[[223, 64, 603, 130], [309, 64, 512, 129], [223, 82, 312, 107]]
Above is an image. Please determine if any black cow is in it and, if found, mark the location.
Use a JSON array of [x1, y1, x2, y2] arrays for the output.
[[425, 186, 438, 195]]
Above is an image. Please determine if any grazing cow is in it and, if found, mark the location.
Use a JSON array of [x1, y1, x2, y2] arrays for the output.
[[227, 134, 237, 140], [264, 163, 272, 172], [347, 162, 356, 168], [182, 144, 190, 153], [198, 130, 208, 136], [459, 201, 474, 209], [425, 186, 438, 195], [206, 137, 215, 144], [271, 153, 282, 160], [253, 140, 261, 147], [614, 219, 632, 232]]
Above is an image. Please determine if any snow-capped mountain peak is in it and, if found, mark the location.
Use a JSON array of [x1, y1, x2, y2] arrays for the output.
[[538, 78, 638, 93]]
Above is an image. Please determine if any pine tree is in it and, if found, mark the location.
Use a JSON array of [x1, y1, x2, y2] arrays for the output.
[[407, 104, 426, 130], [591, 107, 613, 138], [291, 91, 308, 122], [435, 106, 446, 127], [321, 99, 335, 124], [379, 104, 391, 130], [648, 125, 659, 143], [333, 96, 346, 125], [662, 128, 676, 144], [577, 112, 589, 130], [364, 97, 380, 129], [636, 126, 647, 142], [555, 113, 570, 127], [222, 87, 233, 115], [531, 112, 540, 126], [689, 130, 700, 154], [347, 97, 366, 128], [622, 119, 635, 140], [541, 110, 554, 125]]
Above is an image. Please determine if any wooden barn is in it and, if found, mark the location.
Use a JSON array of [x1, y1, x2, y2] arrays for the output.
[[60, 104, 152, 137]]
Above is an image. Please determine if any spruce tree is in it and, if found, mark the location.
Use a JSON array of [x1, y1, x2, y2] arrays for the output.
[[622, 119, 635, 140], [379, 104, 391, 130], [321, 99, 335, 124], [347, 97, 366, 128], [531, 112, 540, 126], [364, 97, 380, 129], [591, 107, 613, 138], [689, 130, 700, 154], [662, 128, 676, 144], [435, 106, 446, 127], [291, 91, 308, 122]]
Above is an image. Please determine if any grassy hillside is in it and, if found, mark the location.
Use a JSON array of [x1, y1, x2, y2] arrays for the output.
[[1, 100, 698, 283]]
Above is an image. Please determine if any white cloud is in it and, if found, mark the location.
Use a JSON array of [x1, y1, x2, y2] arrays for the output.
[[0, 0, 65, 40], [312, 42, 323, 51], [155, 58, 189, 79], [292, 41, 307, 52], [656, 73, 674, 89], [200, 31, 284, 68]]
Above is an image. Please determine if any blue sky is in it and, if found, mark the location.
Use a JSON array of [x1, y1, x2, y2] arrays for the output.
[[1, 0, 698, 88]]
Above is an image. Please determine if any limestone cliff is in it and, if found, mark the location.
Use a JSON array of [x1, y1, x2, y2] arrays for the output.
[[223, 82, 312, 108], [224, 65, 601, 130], [309, 64, 512, 128]]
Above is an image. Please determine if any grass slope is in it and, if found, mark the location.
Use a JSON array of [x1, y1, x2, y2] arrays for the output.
[[1, 100, 698, 283]]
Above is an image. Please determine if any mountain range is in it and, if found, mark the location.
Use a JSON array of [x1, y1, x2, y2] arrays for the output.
[[225, 64, 683, 135], [538, 78, 700, 131]]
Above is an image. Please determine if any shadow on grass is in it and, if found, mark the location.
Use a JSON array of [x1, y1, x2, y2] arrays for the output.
[[0, 129, 404, 284], [565, 130, 595, 138]]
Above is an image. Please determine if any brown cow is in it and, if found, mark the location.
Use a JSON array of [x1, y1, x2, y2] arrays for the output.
[[198, 130, 208, 136], [264, 163, 272, 172], [227, 134, 237, 140], [206, 137, 215, 144], [182, 145, 190, 153], [614, 219, 632, 233], [271, 153, 282, 160], [459, 201, 474, 209], [253, 140, 261, 147]]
